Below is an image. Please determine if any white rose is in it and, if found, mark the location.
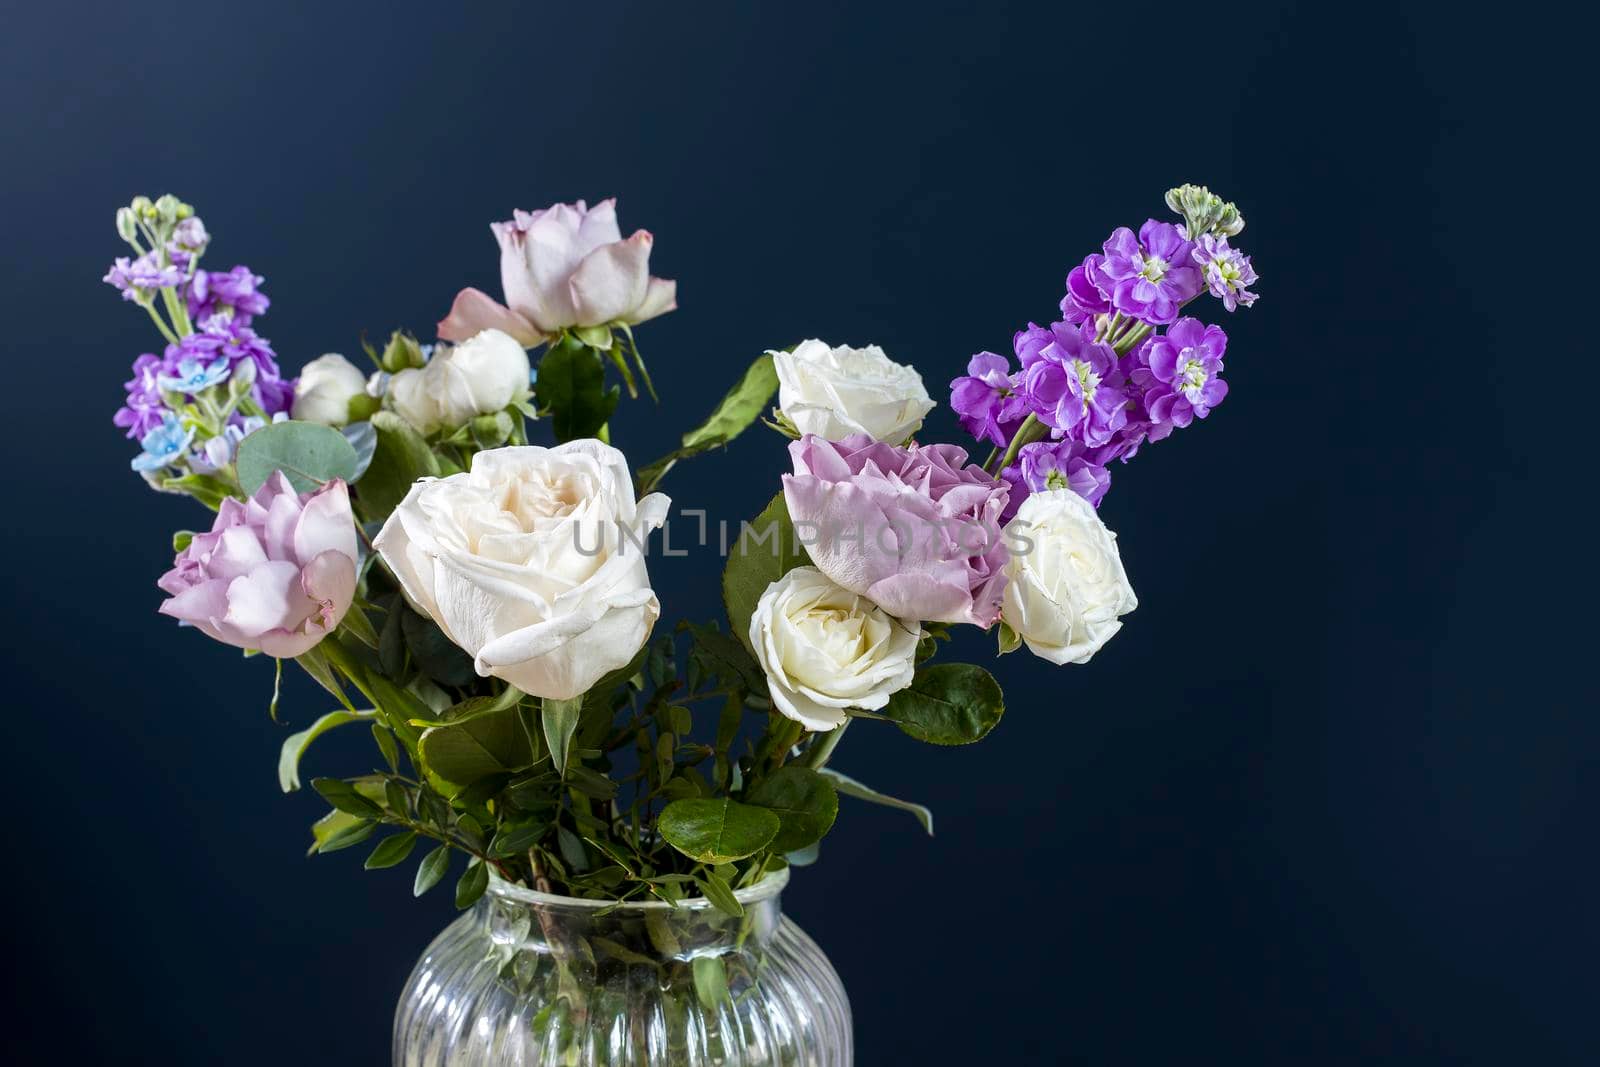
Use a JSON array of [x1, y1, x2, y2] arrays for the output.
[[1002, 489, 1137, 665], [291, 353, 367, 426], [387, 328, 531, 434], [374, 440, 669, 700], [749, 566, 920, 731], [773, 339, 935, 443]]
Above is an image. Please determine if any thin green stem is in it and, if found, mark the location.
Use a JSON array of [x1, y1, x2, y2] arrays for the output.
[[991, 413, 1045, 477], [143, 302, 180, 346], [796, 720, 848, 770]]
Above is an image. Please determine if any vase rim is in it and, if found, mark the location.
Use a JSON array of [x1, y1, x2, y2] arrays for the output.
[[485, 864, 790, 911]]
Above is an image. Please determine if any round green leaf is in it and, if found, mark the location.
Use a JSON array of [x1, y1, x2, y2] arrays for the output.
[[658, 797, 780, 864], [235, 420, 361, 495], [882, 663, 1005, 745], [745, 765, 839, 853]]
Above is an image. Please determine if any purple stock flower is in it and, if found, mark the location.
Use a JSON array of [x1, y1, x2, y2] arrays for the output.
[[103, 252, 184, 300], [166, 217, 210, 270], [1015, 320, 1129, 448], [188, 265, 270, 328], [1191, 234, 1259, 311], [113, 320, 293, 439], [1131, 318, 1228, 439], [950, 352, 1028, 449], [1060, 254, 1112, 325], [1098, 220, 1203, 325], [999, 438, 1112, 521]]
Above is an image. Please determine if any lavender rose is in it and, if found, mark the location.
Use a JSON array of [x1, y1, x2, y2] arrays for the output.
[[437, 199, 676, 347], [782, 434, 1010, 628], [157, 474, 359, 657]]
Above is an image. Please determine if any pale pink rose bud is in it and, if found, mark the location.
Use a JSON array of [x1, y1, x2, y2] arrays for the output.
[[157, 473, 359, 657], [437, 199, 677, 346]]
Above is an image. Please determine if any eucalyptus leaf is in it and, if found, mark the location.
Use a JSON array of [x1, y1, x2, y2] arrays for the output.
[[657, 797, 779, 864], [236, 420, 360, 495], [721, 493, 809, 656], [819, 767, 934, 835], [745, 765, 839, 853], [357, 411, 441, 519], [341, 420, 378, 481], [277, 709, 376, 792], [881, 663, 1004, 745]]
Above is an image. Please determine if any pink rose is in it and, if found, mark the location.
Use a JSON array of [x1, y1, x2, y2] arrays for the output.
[[157, 473, 359, 657], [782, 434, 1011, 628], [437, 199, 677, 346]]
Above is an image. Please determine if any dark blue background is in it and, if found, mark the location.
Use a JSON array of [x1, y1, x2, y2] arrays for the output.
[[3, 2, 1579, 1064]]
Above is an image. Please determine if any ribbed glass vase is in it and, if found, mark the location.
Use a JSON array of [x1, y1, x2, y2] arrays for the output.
[[393, 867, 851, 1065]]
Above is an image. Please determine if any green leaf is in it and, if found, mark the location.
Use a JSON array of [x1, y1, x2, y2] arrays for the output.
[[341, 605, 380, 650], [294, 647, 355, 712], [684, 353, 779, 451], [819, 767, 934, 835], [235, 420, 360, 495], [657, 797, 780, 864], [744, 765, 839, 853], [882, 663, 1004, 745], [307, 779, 388, 853], [418, 707, 537, 791], [372, 723, 400, 773], [535, 335, 620, 442], [721, 493, 809, 656], [413, 844, 452, 896], [541, 696, 582, 778], [172, 530, 194, 553], [364, 830, 419, 870], [996, 620, 1022, 655], [693, 874, 744, 919], [488, 821, 546, 858], [316, 818, 377, 853], [159, 473, 233, 510], [692, 955, 731, 1010], [400, 607, 477, 687], [312, 777, 384, 817], [278, 709, 376, 793], [683, 620, 769, 697], [456, 860, 490, 909], [356, 411, 441, 520]]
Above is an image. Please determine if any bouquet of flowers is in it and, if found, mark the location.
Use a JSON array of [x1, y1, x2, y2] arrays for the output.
[[107, 185, 1256, 1060]]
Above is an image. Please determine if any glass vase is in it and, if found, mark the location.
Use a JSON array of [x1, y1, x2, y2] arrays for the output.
[[392, 867, 851, 1065]]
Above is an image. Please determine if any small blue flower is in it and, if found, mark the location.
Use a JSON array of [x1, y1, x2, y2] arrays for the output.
[[157, 355, 231, 394], [131, 413, 195, 472]]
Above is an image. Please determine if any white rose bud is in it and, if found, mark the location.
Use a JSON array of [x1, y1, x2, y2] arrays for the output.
[[387, 328, 531, 434], [291, 353, 369, 426], [749, 566, 920, 731], [374, 440, 668, 700], [773, 339, 935, 444], [1002, 489, 1137, 665]]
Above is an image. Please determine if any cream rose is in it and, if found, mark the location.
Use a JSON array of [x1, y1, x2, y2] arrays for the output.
[[387, 328, 531, 434], [773, 339, 935, 443], [749, 566, 920, 731], [291, 353, 368, 426], [374, 440, 669, 699], [1002, 489, 1137, 665]]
